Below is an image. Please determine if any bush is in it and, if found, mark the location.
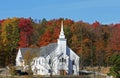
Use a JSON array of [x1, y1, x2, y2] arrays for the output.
[[108, 54, 120, 78]]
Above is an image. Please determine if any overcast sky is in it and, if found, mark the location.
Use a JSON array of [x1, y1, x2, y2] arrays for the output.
[[0, 0, 120, 24]]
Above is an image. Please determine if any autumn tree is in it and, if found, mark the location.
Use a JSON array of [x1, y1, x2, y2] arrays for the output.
[[31, 18, 47, 45], [39, 19, 62, 47], [0, 20, 5, 67], [18, 18, 33, 48], [1, 18, 20, 65], [0, 20, 3, 51], [110, 24, 120, 54], [92, 21, 100, 29]]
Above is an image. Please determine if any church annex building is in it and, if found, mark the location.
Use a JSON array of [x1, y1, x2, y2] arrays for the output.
[[16, 22, 80, 75]]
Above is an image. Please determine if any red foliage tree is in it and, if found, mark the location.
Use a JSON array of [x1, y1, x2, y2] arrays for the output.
[[110, 24, 120, 52], [39, 19, 61, 47], [0, 20, 4, 25], [18, 18, 33, 48], [39, 30, 51, 47], [92, 21, 100, 29], [52, 27, 60, 42], [0, 20, 4, 33]]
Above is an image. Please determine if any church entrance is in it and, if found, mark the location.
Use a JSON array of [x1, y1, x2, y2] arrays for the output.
[[59, 70, 67, 75]]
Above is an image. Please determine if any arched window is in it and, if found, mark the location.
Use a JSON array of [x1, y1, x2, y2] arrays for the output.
[[72, 60, 75, 65], [72, 70, 74, 74], [19, 57, 23, 62], [49, 59, 51, 64], [48, 69, 51, 73]]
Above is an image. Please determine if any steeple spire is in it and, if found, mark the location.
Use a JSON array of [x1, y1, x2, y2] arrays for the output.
[[57, 21, 67, 58], [61, 21, 64, 33], [59, 21, 65, 39]]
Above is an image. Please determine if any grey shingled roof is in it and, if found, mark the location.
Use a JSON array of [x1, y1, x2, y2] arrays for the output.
[[20, 43, 57, 59]]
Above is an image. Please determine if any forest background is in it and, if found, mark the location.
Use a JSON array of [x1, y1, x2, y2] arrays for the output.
[[0, 17, 120, 68]]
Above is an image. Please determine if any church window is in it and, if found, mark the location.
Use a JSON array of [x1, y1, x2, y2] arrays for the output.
[[48, 69, 51, 73], [19, 57, 22, 60], [60, 58, 66, 62], [64, 59, 66, 62], [62, 58, 64, 62], [72, 60, 75, 65], [72, 70, 74, 74], [19, 57, 23, 62], [49, 59, 51, 64], [59, 59, 61, 62]]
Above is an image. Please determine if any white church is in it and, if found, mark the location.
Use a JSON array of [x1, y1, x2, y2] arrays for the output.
[[16, 21, 80, 75]]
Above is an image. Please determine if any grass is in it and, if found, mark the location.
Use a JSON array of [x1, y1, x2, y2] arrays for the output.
[[85, 66, 110, 74], [0, 75, 107, 78], [0, 66, 110, 78]]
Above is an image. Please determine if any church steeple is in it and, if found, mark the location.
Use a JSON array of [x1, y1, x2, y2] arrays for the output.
[[58, 21, 67, 63], [59, 21, 65, 39]]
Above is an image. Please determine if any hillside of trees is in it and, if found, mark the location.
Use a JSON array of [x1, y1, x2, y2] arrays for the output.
[[0, 17, 120, 67]]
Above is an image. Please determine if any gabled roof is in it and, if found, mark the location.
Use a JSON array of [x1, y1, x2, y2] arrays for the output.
[[66, 46, 79, 58], [19, 43, 57, 59]]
